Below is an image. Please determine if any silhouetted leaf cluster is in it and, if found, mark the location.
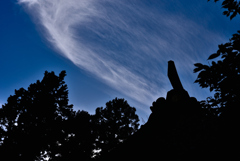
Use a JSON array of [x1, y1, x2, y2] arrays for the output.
[[208, 0, 240, 19], [194, 31, 240, 110], [194, 1, 240, 107]]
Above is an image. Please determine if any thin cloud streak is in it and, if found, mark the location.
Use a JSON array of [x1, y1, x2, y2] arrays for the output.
[[18, 0, 224, 109]]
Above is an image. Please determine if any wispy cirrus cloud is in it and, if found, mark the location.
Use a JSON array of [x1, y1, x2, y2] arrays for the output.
[[18, 0, 224, 110]]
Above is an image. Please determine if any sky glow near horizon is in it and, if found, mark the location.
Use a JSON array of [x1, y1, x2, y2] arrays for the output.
[[5, 0, 236, 114]]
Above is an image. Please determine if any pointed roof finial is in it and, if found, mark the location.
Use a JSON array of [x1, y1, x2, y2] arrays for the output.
[[168, 60, 184, 91]]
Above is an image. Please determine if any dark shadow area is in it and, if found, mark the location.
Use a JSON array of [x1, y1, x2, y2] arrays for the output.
[[97, 60, 240, 160]]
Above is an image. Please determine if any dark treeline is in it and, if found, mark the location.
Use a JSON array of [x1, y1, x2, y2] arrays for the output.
[[0, 71, 139, 160], [1, 0, 240, 160]]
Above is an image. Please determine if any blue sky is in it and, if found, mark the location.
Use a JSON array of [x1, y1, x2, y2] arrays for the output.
[[1, 0, 240, 121]]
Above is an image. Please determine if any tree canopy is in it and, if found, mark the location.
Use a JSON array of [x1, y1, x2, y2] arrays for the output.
[[193, 0, 240, 158], [194, 0, 240, 116], [0, 71, 139, 160], [0, 71, 74, 160], [93, 98, 139, 157]]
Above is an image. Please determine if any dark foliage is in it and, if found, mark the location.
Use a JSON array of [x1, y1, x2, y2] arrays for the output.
[[192, 0, 240, 159], [0, 71, 139, 160], [208, 0, 240, 19], [53, 110, 96, 161], [194, 0, 240, 115], [93, 98, 139, 157], [0, 71, 74, 160]]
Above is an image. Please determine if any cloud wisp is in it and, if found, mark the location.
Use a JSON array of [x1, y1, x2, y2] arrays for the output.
[[18, 0, 224, 110]]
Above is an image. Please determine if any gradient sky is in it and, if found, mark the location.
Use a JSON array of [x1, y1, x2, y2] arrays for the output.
[[1, 0, 240, 121]]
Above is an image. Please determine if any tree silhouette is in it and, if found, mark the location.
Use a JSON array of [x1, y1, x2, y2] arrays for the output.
[[194, 0, 240, 159], [0, 71, 73, 160], [93, 98, 139, 157], [0, 71, 141, 160], [53, 110, 96, 161], [194, 0, 240, 116]]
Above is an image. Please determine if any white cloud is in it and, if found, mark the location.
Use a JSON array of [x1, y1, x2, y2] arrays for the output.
[[18, 0, 224, 109]]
